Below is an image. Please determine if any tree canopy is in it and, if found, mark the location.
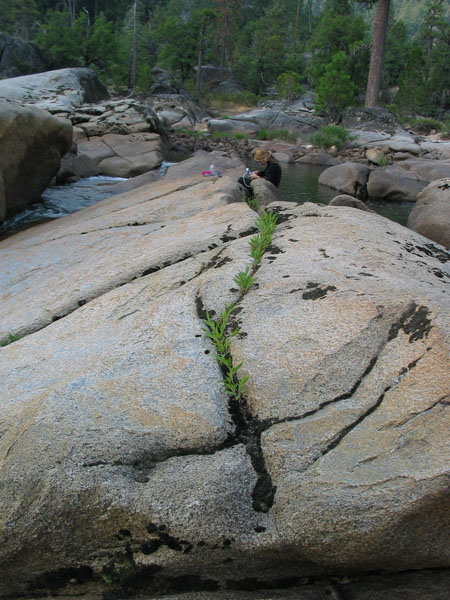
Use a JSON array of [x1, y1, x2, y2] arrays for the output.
[[1, 0, 448, 116]]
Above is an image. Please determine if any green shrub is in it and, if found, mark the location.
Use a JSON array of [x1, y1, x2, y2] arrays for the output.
[[409, 118, 444, 134], [257, 128, 297, 143], [233, 266, 254, 294], [258, 128, 269, 140], [212, 130, 229, 139], [310, 125, 354, 150], [443, 118, 450, 139], [233, 132, 248, 140], [270, 129, 298, 144], [246, 194, 260, 212], [377, 152, 388, 167], [177, 128, 202, 139], [0, 332, 21, 347], [203, 90, 260, 110]]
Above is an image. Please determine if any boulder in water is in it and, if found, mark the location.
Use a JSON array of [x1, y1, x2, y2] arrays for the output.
[[0, 100, 72, 220], [318, 162, 372, 199], [367, 169, 427, 202], [329, 194, 371, 211], [407, 178, 450, 249]]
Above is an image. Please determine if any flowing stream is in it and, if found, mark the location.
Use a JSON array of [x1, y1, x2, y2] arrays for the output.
[[0, 175, 125, 240], [0, 162, 414, 241]]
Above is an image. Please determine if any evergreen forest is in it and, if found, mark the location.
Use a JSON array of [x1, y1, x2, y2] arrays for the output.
[[1, 0, 449, 118]]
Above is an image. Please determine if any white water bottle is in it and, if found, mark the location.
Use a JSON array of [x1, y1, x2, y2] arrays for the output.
[[210, 164, 215, 175]]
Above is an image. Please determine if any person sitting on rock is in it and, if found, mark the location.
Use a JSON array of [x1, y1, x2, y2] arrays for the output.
[[238, 149, 282, 197]]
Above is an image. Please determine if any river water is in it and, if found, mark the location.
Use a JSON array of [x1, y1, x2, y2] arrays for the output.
[[278, 163, 415, 225], [0, 176, 125, 240], [0, 163, 414, 240]]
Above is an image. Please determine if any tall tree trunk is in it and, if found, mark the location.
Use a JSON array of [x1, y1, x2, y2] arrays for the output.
[[220, 0, 230, 69], [364, 0, 390, 107], [130, 0, 137, 93], [66, 0, 77, 27], [292, 0, 301, 55], [196, 21, 207, 97]]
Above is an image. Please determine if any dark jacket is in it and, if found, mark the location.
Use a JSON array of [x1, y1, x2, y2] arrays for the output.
[[258, 160, 281, 188]]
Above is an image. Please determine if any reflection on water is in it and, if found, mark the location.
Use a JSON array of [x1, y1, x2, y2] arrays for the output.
[[278, 163, 337, 205], [277, 162, 414, 226]]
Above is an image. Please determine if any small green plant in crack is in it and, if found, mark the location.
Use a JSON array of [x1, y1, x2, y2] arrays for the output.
[[100, 552, 136, 585], [0, 332, 21, 347], [202, 303, 236, 357], [240, 190, 260, 212], [233, 266, 254, 294], [246, 194, 260, 212], [250, 210, 278, 267], [249, 234, 267, 268], [377, 152, 388, 167], [202, 210, 278, 403], [202, 304, 248, 402], [219, 354, 249, 402], [256, 210, 278, 236]]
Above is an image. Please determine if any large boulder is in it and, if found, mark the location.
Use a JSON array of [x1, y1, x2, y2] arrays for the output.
[[367, 169, 427, 202], [56, 153, 101, 183], [419, 140, 450, 160], [250, 178, 284, 211], [152, 95, 210, 130], [0, 33, 46, 78], [0, 175, 252, 341], [385, 159, 450, 183], [407, 178, 450, 249], [297, 151, 341, 166], [341, 107, 404, 134], [329, 194, 371, 212], [0, 67, 109, 113], [0, 100, 72, 221], [0, 184, 449, 598], [318, 162, 372, 199], [208, 107, 326, 137], [365, 135, 421, 155], [365, 158, 450, 202], [77, 132, 166, 178], [195, 65, 243, 94], [150, 66, 187, 95], [71, 99, 167, 137], [208, 117, 260, 136]]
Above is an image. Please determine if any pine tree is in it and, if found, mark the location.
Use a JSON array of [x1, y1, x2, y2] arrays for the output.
[[316, 50, 355, 121], [12, 0, 39, 40], [277, 71, 303, 105], [395, 43, 427, 118], [213, 0, 243, 69], [306, 7, 368, 87]]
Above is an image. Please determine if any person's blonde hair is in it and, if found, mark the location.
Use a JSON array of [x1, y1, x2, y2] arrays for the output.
[[253, 149, 273, 162]]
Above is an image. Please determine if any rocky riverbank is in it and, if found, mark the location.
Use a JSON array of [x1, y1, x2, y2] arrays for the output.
[[1, 172, 449, 598], [0, 67, 449, 599]]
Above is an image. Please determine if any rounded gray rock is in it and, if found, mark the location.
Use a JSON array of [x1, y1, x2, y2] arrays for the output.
[[407, 177, 450, 248]]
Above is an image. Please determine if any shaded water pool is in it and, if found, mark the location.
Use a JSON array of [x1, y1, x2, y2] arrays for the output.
[[276, 162, 414, 226]]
